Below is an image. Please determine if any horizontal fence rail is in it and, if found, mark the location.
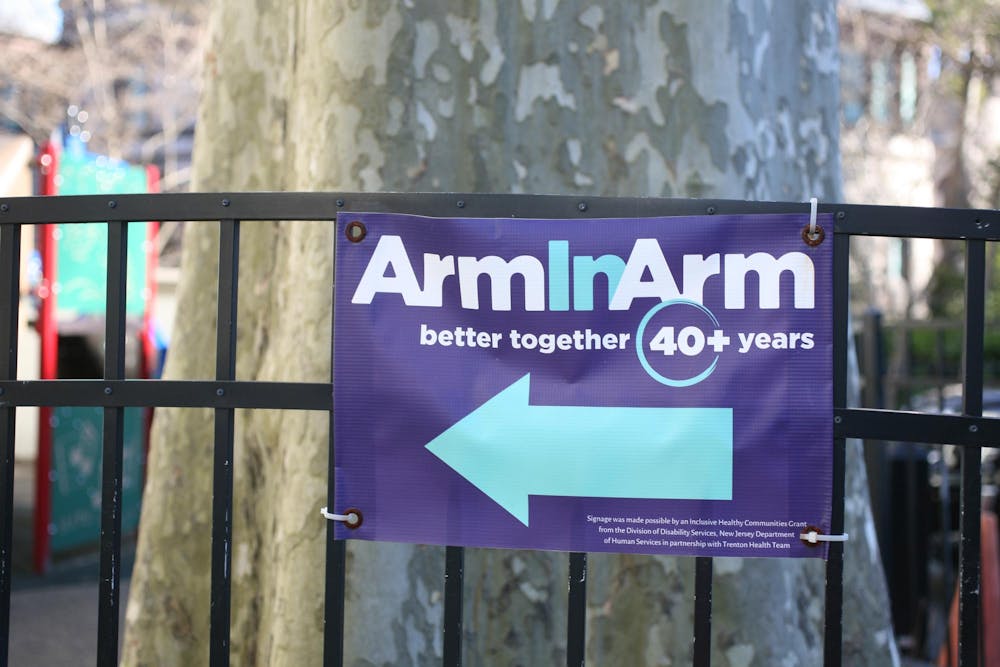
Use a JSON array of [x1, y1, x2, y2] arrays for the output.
[[0, 191, 997, 238], [0, 191, 995, 667], [0, 380, 331, 409]]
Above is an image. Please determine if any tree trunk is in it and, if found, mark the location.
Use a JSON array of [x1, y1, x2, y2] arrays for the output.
[[123, 2, 897, 666]]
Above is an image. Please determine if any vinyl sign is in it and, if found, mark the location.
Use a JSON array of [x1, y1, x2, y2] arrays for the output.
[[333, 212, 832, 558]]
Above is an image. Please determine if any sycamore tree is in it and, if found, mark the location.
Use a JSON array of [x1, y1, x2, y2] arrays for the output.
[[123, 2, 897, 665]]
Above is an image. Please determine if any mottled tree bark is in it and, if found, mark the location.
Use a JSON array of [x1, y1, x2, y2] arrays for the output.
[[123, 2, 897, 666]]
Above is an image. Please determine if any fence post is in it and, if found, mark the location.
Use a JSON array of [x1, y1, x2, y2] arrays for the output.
[[0, 224, 20, 667]]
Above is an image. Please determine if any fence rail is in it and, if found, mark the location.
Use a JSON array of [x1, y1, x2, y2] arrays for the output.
[[0, 192, 997, 666]]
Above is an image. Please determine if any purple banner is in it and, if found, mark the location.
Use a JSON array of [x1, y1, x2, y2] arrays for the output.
[[334, 212, 832, 558]]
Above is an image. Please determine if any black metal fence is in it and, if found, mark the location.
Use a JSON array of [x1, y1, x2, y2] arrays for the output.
[[0, 192, 996, 667]]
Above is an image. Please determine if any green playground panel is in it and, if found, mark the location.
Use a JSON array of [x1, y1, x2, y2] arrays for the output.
[[48, 149, 153, 552]]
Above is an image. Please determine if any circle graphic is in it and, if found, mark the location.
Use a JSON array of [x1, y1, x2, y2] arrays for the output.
[[636, 299, 722, 387]]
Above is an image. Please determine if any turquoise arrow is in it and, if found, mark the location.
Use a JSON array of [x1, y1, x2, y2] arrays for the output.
[[425, 374, 733, 526]]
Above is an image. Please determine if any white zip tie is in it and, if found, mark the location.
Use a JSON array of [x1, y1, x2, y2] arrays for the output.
[[808, 197, 819, 236], [799, 530, 849, 544], [321, 507, 351, 522]]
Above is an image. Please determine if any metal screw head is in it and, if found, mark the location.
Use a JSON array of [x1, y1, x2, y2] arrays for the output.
[[104, 386, 113, 395], [836, 211, 846, 220], [456, 200, 465, 209], [970, 424, 979, 433], [577, 202, 588, 212], [834, 415, 842, 424], [108, 200, 117, 209], [221, 198, 231, 207], [706, 206, 716, 215], [336, 199, 345, 207], [0, 204, 8, 213], [216, 388, 225, 397]]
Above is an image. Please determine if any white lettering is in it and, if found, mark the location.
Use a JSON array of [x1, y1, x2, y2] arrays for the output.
[[680, 254, 720, 304], [609, 239, 681, 309], [724, 252, 815, 309], [457, 255, 545, 311], [352, 235, 447, 306], [353, 237, 818, 312], [421, 253, 456, 305]]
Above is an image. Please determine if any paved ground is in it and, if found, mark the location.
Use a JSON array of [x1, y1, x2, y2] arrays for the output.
[[10, 580, 129, 666], [10, 461, 132, 666]]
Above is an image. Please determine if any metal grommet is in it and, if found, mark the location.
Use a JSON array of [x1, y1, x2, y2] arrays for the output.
[[801, 224, 825, 247], [336, 199, 345, 207], [104, 386, 113, 395], [706, 206, 716, 215], [221, 198, 231, 207], [456, 200, 465, 209], [343, 508, 363, 529], [108, 200, 117, 209], [800, 525, 824, 547], [345, 221, 367, 243], [577, 201, 588, 212]]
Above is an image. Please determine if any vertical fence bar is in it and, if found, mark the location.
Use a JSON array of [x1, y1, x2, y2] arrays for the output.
[[210, 219, 239, 667], [322, 529, 347, 667], [823, 230, 849, 666], [443, 546, 465, 666], [566, 552, 586, 667], [323, 422, 346, 665], [96, 221, 128, 666], [959, 239, 985, 667], [324, 227, 345, 667], [0, 224, 20, 667], [693, 557, 713, 666], [322, 512, 346, 666]]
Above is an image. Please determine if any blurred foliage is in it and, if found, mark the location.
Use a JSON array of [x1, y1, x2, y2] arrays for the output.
[[866, 323, 1000, 408], [906, 327, 963, 377], [918, 1, 1000, 322], [926, 257, 965, 320], [926, 0, 1000, 58]]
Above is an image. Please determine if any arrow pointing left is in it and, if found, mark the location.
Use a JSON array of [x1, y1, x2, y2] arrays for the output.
[[425, 374, 733, 526]]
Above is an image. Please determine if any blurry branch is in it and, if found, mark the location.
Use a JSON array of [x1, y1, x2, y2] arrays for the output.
[[0, 0, 207, 189], [74, 0, 120, 156], [0, 38, 79, 143]]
